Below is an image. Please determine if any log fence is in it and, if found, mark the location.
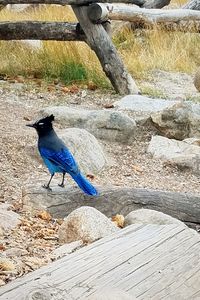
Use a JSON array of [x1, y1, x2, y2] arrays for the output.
[[0, 0, 199, 94]]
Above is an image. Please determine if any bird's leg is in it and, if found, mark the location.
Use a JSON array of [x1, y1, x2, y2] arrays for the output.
[[58, 173, 65, 188], [42, 173, 54, 191]]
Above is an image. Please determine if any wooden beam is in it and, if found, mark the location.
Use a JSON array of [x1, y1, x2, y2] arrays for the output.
[[0, 21, 85, 40], [88, 4, 200, 32], [0, 223, 200, 299], [88, 5, 200, 23], [0, 0, 145, 6], [72, 5, 139, 94]]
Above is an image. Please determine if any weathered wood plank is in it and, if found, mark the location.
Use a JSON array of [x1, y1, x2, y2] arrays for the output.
[[0, 21, 85, 41], [72, 5, 139, 95], [22, 185, 200, 226], [0, 223, 199, 299]]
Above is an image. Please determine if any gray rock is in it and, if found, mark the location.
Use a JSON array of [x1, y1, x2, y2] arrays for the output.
[[28, 128, 107, 175], [0, 204, 20, 231], [151, 101, 200, 140], [52, 241, 83, 259], [40, 107, 136, 143], [58, 206, 119, 244], [125, 209, 185, 227], [114, 95, 177, 113], [147, 135, 200, 173]]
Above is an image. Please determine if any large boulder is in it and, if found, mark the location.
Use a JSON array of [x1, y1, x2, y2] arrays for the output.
[[114, 95, 178, 125], [114, 95, 177, 113], [147, 135, 200, 173], [58, 206, 119, 244], [151, 102, 200, 140], [40, 107, 136, 143], [124, 209, 185, 227], [28, 128, 107, 175]]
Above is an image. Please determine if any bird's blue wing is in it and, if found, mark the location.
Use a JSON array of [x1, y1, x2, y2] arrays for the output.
[[39, 147, 79, 175]]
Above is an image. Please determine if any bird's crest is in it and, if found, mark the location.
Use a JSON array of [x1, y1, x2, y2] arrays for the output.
[[36, 114, 55, 125]]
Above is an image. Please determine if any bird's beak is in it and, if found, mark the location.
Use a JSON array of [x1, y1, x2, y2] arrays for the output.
[[26, 124, 35, 128]]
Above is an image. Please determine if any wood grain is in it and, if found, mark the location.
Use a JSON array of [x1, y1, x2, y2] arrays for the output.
[[0, 223, 199, 299], [22, 185, 200, 226]]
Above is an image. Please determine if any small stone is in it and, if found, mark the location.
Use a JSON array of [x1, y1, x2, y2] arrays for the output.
[[3, 248, 28, 258], [58, 206, 119, 244], [0, 204, 20, 231], [124, 209, 185, 227]]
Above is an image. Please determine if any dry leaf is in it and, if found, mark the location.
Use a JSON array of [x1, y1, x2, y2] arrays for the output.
[[56, 218, 64, 225], [23, 116, 31, 121], [86, 174, 95, 180], [47, 85, 55, 92], [37, 211, 52, 222], [61, 86, 70, 93], [15, 76, 24, 83], [112, 214, 125, 228], [104, 104, 114, 109], [69, 85, 79, 93], [87, 81, 98, 91], [0, 244, 5, 251], [0, 259, 15, 272]]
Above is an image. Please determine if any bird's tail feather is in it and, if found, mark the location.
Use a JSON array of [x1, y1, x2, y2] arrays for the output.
[[71, 173, 98, 196]]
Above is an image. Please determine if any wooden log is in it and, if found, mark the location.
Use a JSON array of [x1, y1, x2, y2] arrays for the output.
[[0, 21, 85, 40], [72, 5, 139, 95], [183, 0, 200, 10], [88, 4, 200, 32], [0, 0, 145, 6], [22, 185, 200, 226], [88, 4, 200, 24], [0, 223, 200, 299], [142, 0, 171, 8]]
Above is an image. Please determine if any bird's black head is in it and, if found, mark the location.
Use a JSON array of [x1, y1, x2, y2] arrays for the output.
[[26, 114, 55, 136]]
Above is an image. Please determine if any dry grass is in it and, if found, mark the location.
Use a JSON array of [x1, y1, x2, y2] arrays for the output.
[[0, 3, 199, 87]]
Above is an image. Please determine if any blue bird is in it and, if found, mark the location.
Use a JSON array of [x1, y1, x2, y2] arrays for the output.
[[26, 114, 98, 196]]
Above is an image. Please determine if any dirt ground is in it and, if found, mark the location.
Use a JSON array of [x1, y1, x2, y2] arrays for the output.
[[0, 70, 200, 286]]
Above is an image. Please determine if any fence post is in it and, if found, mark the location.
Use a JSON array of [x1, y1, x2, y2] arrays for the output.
[[72, 5, 139, 95]]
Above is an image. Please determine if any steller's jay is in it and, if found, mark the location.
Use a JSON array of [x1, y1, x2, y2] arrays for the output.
[[26, 114, 98, 196]]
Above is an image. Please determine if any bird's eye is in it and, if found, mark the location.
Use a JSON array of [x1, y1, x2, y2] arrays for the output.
[[38, 122, 44, 126]]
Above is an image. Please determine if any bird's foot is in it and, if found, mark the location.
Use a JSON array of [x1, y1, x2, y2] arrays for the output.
[[42, 184, 52, 191], [58, 183, 65, 188]]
